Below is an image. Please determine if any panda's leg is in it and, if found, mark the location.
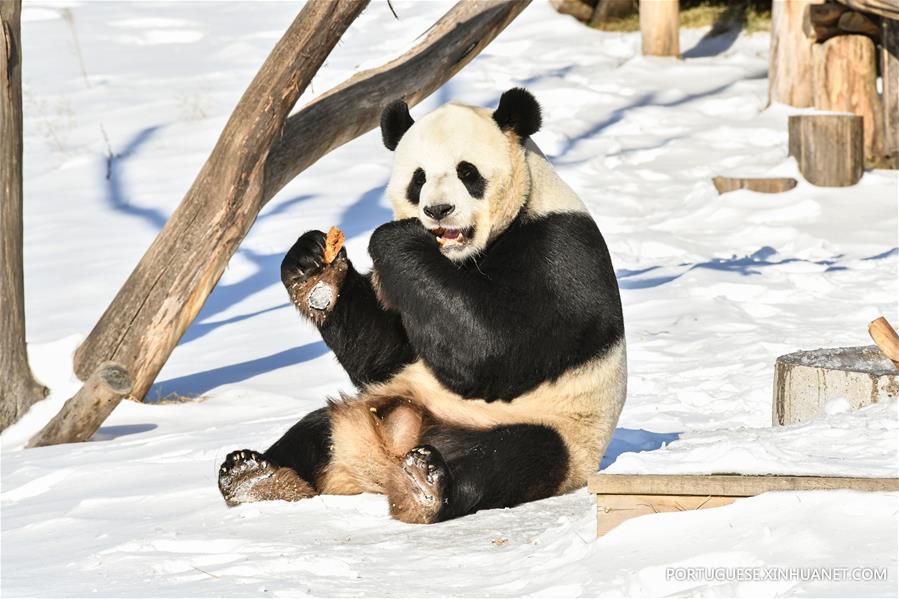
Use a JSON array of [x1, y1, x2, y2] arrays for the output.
[[384, 424, 570, 524], [217, 407, 331, 506]]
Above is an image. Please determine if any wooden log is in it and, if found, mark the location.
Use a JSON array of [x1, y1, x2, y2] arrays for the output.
[[868, 316, 899, 368], [804, 5, 882, 42], [639, 0, 679, 57], [26, 362, 132, 447], [788, 114, 863, 186], [882, 18, 899, 168], [837, 10, 881, 37], [770, 0, 825, 107], [811, 34, 883, 162], [838, 0, 899, 20], [712, 176, 798, 194], [773, 345, 899, 425], [589, 473, 899, 536], [0, 0, 49, 431], [73, 0, 531, 403]]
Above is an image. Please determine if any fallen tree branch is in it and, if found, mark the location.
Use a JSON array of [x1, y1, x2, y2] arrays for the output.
[[27, 362, 132, 447], [71, 0, 369, 401], [73, 0, 530, 404], [263, 0, 532, 201]]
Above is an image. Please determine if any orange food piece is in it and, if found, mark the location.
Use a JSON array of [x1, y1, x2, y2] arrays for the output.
[[323, 226, 345, 265]]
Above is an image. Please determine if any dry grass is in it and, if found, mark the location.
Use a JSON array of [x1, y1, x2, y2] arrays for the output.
[[592, 2, 771, 34]]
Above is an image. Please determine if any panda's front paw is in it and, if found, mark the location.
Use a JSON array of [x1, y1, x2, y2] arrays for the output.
[[281, 230, 328, 290], [369, 218, 435, 263]]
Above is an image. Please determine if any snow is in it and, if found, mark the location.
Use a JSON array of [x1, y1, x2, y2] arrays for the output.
[[3, 1, 898, 596]]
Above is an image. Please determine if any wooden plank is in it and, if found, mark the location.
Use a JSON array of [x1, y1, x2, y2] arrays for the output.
[[712, 176, 798, 194], [838, 0, 899, 21], [597, 494, 736, 536], [588, 473, 899, 495]]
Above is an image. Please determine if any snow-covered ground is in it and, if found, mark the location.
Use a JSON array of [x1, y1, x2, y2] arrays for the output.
[[3, 1, 898, 596]]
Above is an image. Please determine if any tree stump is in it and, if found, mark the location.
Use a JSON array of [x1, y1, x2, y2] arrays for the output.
[[788, 114, 863, 186], [640, 0, 679, 57], [27, 362, 133, 447], [882, 18, 899, 168], [811, 34, 883, 163], [712, 176, 798, 194], [772, 346, 899, 426], [770, 0, 824, 107]]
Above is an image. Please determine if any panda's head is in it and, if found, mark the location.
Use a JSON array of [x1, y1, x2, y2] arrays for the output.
[[380, 88, 541, 261]]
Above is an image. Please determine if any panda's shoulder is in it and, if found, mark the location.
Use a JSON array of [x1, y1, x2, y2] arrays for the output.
[[516, 211, 610, 265]]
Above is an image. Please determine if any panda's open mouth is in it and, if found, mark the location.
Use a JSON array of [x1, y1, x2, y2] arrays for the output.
[[430, 226, 474, 249]]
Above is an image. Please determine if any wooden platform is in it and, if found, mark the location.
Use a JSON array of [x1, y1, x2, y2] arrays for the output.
[[588, 473, 899, 537]]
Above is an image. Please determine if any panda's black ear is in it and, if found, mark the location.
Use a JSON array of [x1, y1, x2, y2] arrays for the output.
[[492, 88, 541, 139], [380, 100, 415, 151]]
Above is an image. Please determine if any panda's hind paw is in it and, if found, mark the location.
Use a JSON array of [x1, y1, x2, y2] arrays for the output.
[[386, 445, 451, 524], [218, 449, 277, 506]]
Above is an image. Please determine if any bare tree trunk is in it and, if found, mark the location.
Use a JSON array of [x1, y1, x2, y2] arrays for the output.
[[770, 0, 824, 107], [1, 0, 48, 431], [73, 0, 531, 404]]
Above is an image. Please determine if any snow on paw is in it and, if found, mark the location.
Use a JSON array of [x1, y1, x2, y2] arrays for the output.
[[386, 445, 450, 524], [218, 449, 315, 506]]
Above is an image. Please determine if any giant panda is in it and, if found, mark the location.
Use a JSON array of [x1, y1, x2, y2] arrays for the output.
[[217, 88, 627, 524]]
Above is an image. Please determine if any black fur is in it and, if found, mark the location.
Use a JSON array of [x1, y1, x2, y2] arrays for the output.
[[381, 100, 415, 151], [318, 266, 415, 387], [492, 88, 542, 140], [456, 161, 486, 199], [263, 407, 332, 490], [280, 231, 415, 388], [369, 211, 624, 401], [420, 423, 569, 521], [405, 167, 426, 205]]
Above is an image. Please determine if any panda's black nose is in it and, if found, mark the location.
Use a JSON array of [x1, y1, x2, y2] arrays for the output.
[[424, 203, 455, 220]]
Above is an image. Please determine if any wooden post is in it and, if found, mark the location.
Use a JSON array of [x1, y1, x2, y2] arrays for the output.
[[770, 0, 824, 107], [811, 34, 883, 162], [882, 19, 899, 168], [640, 0, 679, 57], [0, 0, 49, 431], [788, 114, 863, 186], [71, 0, 532, 404], [27, 362, 132, 447]]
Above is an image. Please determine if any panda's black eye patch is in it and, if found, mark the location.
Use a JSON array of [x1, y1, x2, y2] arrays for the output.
[[456, 161, 486, 199], [406, 167, 426, 205]]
